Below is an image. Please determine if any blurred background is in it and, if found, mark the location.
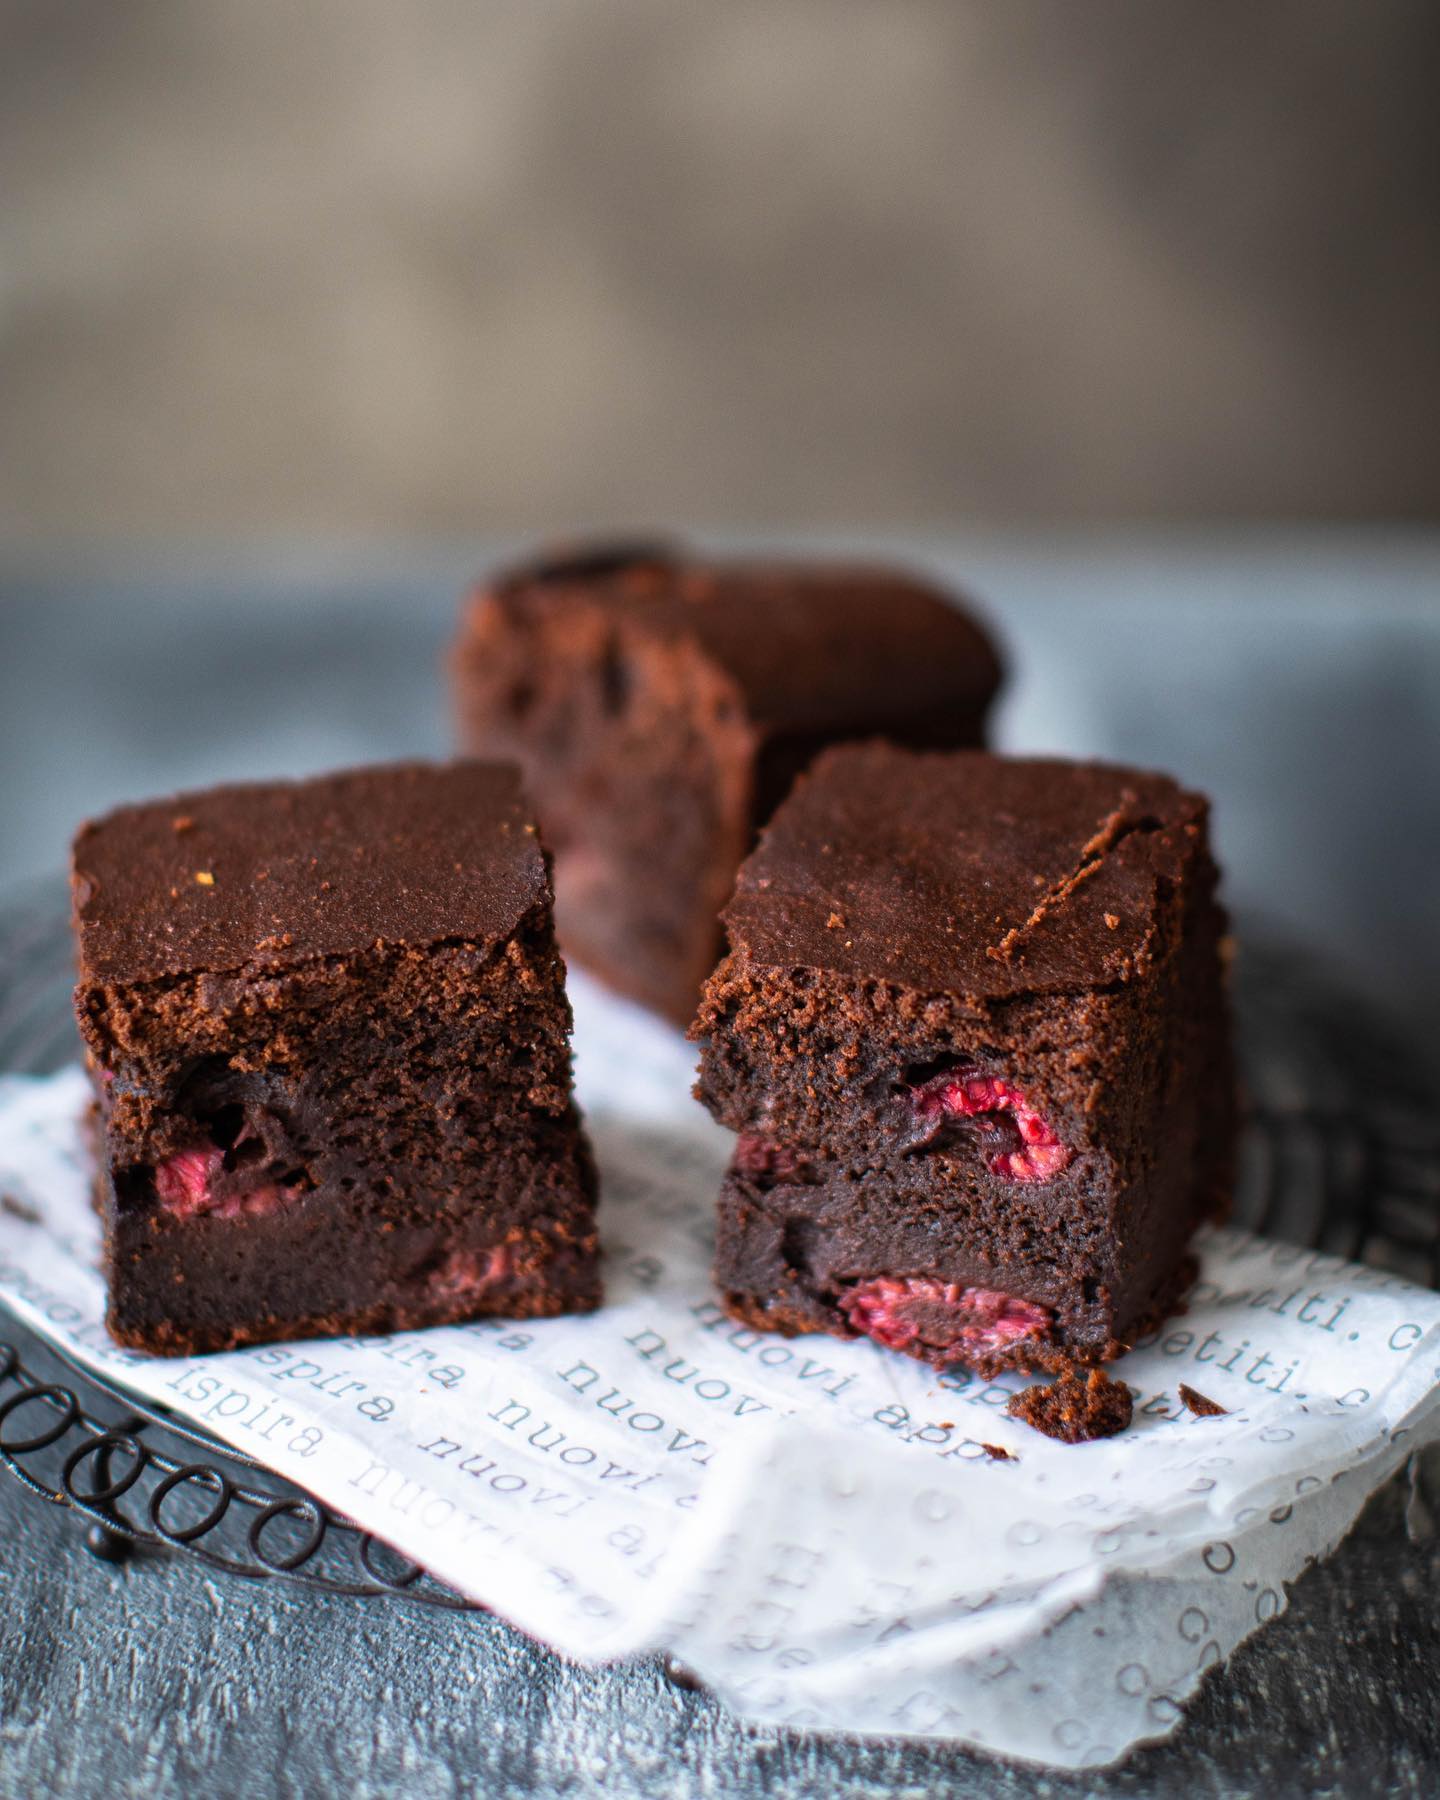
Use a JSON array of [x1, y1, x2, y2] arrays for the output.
[[3, 0, 1440, 534], [0, 1, 1437, 1058]]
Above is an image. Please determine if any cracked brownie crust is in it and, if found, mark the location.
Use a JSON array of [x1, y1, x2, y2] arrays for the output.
[[72, 761, 599, 1354], [691, 743, 1234, 1375]]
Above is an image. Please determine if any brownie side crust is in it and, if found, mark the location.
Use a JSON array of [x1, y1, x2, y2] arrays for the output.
[[72, 762, 599, 1354], [452, 542, 1004, 1025], [692, 743, 1234, 1378]]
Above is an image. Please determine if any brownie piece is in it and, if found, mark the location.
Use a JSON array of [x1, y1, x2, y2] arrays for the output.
[[71, 761, 599, 1354], [692, 743, 1234, 1376], [451, 541, 1003, 1026], [1006, 1368, 1135, 1443]]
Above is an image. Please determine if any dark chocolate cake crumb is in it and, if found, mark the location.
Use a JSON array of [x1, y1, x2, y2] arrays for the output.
[[1178, 1382, 1229, 1418], [980, 1442, 1016, 1462], [1006, 1366, 1134, 1443], [660, 1654, 706, 1693]]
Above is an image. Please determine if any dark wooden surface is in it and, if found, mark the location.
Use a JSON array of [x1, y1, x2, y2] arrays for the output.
[[0, 1460, 1437, 1799]]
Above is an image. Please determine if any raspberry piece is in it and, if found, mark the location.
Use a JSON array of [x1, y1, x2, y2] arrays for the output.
[[153, 1146, 224, 1218], [905, 1065, 1071, 1183], [427, 1245, 512, 1299], [839, 1275, 1051, 1363], [206, 1183, 291, 1223], [734, 1135, 808, 1185], [152, 1146, 294, 1222]]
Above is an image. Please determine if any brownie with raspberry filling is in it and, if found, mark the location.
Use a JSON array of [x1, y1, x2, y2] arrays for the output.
[[71, 762, 598, 1354], [451, 540, 1002, 1026], [692, 743, 1234, 1376]]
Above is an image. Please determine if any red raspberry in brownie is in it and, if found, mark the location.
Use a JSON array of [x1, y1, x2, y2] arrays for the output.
[[906, 1066, 1071, 1183], [733, 1134, 808, 1186], [840, 1275, 1051, 1363], [153, 1145, 293, 1222], [427, 1245, 513, 1300], [152, 1146, 222, 1217]]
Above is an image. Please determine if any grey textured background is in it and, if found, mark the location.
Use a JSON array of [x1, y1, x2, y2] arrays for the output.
[[3, 1, 1440, 536]]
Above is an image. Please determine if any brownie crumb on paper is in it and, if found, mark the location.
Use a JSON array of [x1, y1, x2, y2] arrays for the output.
[[1179, 1382, 1229, 1418], [1007, 1366, 1135, 1443]]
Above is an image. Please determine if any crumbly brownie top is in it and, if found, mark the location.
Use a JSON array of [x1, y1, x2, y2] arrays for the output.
[[720, 743, 1209, 998], [72, 761, 547, 984], [471, 541, 1003, 734]]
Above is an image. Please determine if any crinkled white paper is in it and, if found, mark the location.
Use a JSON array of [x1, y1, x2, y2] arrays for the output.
[[1, 976, 1437, 1771]]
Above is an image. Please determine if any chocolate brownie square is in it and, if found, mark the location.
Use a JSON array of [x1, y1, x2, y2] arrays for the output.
[[71, 762, 598, 1354], [692, 743, 1234, 1375], [451, 541, 1003, 1026]]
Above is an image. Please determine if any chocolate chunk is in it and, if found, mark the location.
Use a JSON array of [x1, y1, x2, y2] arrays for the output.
[[1179, 1382, 1229, 1418]]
